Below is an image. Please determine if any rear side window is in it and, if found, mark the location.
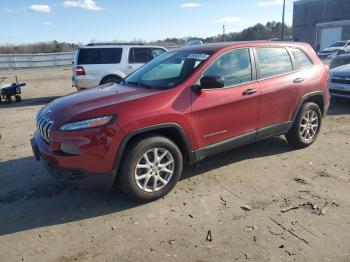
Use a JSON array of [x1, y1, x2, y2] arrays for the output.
[[289, 47, 313, 69], [129, 48, 152, 64], [78, 48, 122, 64], [256, 47, 293, 78]]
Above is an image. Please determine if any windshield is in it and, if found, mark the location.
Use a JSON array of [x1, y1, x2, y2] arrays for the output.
[[329, 41, 347, 47], [124, 51, 212, 90]]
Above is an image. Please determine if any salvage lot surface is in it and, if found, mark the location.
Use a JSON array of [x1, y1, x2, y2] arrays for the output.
[[0, 67, 350, 262]]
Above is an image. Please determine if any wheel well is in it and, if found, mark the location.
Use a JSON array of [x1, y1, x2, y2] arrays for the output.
[[121, 127, 191, 163], [100, 74, 122, 85], [304, 94, 324, 116]]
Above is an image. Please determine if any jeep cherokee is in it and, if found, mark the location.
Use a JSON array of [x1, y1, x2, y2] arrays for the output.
[[31, 41, 330, 202]]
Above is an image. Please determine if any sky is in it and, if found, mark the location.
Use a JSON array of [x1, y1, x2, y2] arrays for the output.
[[0, 0, 296, 45]]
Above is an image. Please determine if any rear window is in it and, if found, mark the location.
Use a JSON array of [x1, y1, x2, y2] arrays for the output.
[[256, 47, 293, 78], [289, 48, 313, 69], [129, 48, 152, 64], [78, 48, 122, 64]]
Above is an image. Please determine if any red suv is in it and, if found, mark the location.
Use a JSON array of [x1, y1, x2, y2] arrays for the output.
[[31, 42, 329, 201]]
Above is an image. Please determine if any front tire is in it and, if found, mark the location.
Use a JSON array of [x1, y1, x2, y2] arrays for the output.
[[286, 102, 322, 148], [119, 135, 183, 202]]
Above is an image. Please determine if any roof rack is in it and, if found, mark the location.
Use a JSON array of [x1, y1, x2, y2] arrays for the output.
[[86, 43, 144, 46]]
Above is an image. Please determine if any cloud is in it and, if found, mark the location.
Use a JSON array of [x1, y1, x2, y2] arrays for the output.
[[259, 0, 283, 6], [215, 17, 243, 24], [28, 4, 51, 13], [180, 3, 202, 8], [63, 0, 102, 11], [42, 21, 53, 27]]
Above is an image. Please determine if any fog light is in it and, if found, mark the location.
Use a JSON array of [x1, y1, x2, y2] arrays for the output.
[[60, 143, 80, 155]]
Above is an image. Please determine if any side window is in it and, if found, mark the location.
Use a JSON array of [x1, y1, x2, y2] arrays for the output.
[[78, 48, 122, 64], [289, 47, 313, 69], [152, 48, 167, 58], [201, 48, 252, 88], [129, 48, 152, 64], [256, 47, 293, 78]]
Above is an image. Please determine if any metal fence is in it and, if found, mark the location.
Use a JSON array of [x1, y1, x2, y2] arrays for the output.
[[0, 52, 75, 70], [0, 46, 185, 70]]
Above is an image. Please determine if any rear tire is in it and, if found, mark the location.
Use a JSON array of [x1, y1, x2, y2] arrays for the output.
[[286, 102, 322, 148], [119, 135, 183, 202], [100, 76, 122, 85]]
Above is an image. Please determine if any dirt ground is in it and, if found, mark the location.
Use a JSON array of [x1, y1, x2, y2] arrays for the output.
[[0, 67, 349, 262]]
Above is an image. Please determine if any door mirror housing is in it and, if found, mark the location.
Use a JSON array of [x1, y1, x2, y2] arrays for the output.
[[200, 75, 224, 90]]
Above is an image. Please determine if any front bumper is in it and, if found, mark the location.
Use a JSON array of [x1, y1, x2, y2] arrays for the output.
[[30, 124, 124, 189], [31, 136, 116, 189]]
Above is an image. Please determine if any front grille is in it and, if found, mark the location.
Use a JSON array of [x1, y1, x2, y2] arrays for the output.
[[330, 89, 350, 96], [36, 111, 53, 143], [331, 77, 350, 84]]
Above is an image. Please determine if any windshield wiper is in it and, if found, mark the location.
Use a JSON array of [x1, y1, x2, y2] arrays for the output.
[[125, 80, 153, 89], [138, 81, 153, 89], [125, 81, 139, 87]]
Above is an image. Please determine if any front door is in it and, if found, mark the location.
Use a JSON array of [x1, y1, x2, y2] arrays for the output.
[[191, 48, 260, 150]]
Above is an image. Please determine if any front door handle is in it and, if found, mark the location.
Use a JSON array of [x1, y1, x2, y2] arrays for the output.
[[293, 77, 304, 83], [242, 88, 258, 96]]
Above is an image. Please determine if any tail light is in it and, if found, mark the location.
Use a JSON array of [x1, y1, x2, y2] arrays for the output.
[[75, 66, 85, 76]]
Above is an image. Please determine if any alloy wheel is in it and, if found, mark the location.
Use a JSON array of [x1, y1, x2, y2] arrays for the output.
[[134, 147, 175, 193], [299, 110, 319, 142]]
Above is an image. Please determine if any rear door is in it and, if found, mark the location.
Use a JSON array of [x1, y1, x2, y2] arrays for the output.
[[191, 48, 260, 149], [126, 48, 153, 75], [254, 46, 306, 130]]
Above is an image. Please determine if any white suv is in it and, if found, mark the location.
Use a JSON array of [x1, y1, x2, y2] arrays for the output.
[[72, 44, 167, 90]]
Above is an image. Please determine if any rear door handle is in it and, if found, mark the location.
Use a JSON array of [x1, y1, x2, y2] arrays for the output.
[[293, 78, 304, 83], [242, 88, 258, 96]]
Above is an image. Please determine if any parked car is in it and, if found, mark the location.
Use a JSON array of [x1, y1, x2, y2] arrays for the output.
[[72, 43, 167, 90], [329, 53, 350, 69], [329, 63, 350, 98], [31, 41, 329, 201], [317, 40, 350, 60]]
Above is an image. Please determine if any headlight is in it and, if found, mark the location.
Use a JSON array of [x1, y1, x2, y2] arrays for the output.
[[59, 115, 115, 131]]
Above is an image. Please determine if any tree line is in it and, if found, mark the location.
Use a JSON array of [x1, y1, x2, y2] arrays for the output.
[[0, 21, 292, 54]]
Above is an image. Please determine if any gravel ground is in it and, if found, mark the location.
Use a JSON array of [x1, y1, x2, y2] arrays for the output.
[[0, 67, 349, 262]]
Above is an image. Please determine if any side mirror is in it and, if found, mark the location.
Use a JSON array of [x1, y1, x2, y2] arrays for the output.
[[199, 75, 224, 90]]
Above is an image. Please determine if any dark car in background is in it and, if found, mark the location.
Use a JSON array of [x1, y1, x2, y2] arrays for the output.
[[329, 53, 350, 69]]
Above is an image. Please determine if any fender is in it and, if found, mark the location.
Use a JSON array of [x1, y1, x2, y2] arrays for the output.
[[291, 91, 326, 123], [113, 123, 195, 174]]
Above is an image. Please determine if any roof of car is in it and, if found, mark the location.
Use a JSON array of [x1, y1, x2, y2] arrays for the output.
[[174, 41, 305, 53], [81, 44, 166, 49]]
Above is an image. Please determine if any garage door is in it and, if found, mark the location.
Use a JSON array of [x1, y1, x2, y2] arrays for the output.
[[320, 27, 342, 50]]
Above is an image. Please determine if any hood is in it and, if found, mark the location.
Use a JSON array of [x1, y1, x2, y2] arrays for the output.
[[320, 47, 342, 53], [41, 83, 160, 122], [330, 63, 350, 77]]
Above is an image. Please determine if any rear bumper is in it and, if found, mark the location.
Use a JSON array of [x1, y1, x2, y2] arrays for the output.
[[72, 77, 100, 89]]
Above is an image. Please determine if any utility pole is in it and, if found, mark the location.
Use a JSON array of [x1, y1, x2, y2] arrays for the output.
[[223, 24, 226, 42], [281, 0, 286, 40]]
